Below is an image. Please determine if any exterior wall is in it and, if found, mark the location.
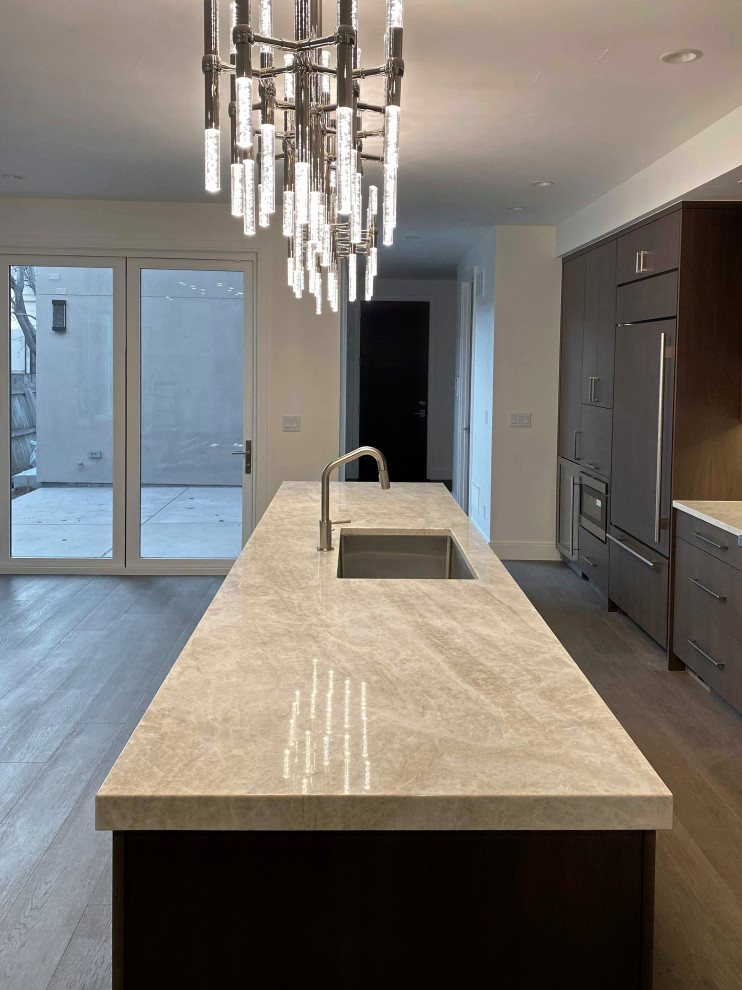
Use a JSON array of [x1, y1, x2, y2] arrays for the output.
[[35, 266, 114, 485]]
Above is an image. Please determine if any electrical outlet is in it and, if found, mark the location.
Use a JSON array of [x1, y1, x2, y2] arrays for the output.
[[509, 412, 532, 428], [282, 416, 301, 432]]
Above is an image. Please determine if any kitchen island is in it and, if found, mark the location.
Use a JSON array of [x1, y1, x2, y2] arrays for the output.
[[97, 482, 671, 989]]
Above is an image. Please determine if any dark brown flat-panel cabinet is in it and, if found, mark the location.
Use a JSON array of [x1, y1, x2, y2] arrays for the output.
[[616, 211, 681, 285], [579, 404, 612, 480], [558, 203, 742, 658], [611, 319, 675, 557], [582, 241, 616, 408], [558, 256, 585, 461]]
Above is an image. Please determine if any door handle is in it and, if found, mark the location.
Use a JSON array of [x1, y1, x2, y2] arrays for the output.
[[583, 556, 597, 567], [573, 430, 581, 460], [231, 439, 252, 474], [588, 376, 599, 403], [688, 576, 726, 601], [687, 640, 725, 669], [692, 531, 728, 551], [607, 533, 656, 568], [654, 332, 666, 544], [636, 249, 652, 274], [585, 462, 600, 471]]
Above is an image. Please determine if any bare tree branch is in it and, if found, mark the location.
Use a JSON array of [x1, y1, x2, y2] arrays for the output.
[[10, 267, 36, 356]]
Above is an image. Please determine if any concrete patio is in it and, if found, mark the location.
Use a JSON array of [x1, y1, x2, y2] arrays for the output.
[[10, 486, 243, 559]]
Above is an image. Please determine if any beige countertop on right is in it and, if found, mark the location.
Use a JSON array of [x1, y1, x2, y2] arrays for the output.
[[673, 501, 742, 540]]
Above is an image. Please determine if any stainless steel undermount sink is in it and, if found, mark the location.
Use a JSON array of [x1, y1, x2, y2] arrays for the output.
[[337, 530, 476, 580]]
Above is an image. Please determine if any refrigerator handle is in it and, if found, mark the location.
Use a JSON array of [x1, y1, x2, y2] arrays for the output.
[[654, 332, 666, 544]]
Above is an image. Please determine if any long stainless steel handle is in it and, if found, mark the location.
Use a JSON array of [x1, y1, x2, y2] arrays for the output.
[[586, 462, 600, 471], [584, 556, 597, 567], [588, 376, 599, 402], [688, 576, 726, 601], [569, 477, 578, 554], [636, 249, 651, 274], [574, 431, 581, 460], [692, 531, 728, 551], [687, 639, 725, 669], [654, 332, 666, 544], [607, 533, 656, 568]]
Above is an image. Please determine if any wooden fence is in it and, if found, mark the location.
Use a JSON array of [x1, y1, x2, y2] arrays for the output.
[[10, 373, 36, 478]]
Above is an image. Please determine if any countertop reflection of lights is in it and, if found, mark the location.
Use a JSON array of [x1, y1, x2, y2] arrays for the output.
[[660, 49, 702, 64], [532, 180, 554, 187]]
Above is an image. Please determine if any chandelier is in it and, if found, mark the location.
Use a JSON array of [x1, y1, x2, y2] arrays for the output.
[[202, 0, 405, 313]]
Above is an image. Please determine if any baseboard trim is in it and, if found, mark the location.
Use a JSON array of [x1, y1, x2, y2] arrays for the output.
[[490, 541, 561, 562]]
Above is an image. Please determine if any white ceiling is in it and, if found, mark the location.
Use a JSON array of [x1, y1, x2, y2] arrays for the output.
[[2, 0, 742, 276]]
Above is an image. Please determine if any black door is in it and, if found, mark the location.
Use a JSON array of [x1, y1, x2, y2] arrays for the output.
[[358, 301, 429, 482]]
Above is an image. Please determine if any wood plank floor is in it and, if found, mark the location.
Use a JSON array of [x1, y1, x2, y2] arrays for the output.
[[2, 567, 741, 988], [506, 561, 742, 990], [0, 574, 222, 990]]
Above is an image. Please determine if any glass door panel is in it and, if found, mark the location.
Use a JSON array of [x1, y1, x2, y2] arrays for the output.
[[133, 263, 252, 562], [8, 264, 116, 559]]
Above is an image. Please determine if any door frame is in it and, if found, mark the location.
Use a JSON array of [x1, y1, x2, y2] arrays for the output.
[[0, 254, 127, 574], [126, 257, 257, 575], [1, 252, 259, 576], [454, 278, 474, 513]]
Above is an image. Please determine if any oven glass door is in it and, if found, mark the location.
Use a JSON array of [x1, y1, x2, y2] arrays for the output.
[[580, 480, 607, 541]]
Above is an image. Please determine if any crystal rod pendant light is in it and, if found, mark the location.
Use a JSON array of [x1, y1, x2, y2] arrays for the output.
[[201, 0, 405, 312]]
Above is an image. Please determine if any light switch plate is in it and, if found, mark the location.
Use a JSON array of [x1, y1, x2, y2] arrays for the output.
[[509, 412, 532, 428], [282, 416, 301, 432]]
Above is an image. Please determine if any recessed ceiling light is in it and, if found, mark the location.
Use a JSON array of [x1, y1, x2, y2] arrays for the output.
[[533, 180, 554, 187], [1, 173, 24, 180], [178, 281, 186, 285], [660, 49, 702, 64], [509, 205, 526, 212]]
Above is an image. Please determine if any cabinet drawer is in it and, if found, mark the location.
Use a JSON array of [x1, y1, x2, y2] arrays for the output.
[[616, 212, 681, 285], [673, 605, 742, 712], [578, 404, 612, 479], [608, 527, 669, 647], [674, 538, 742, 641], [616, 272, 678, 324], [675, 510, 742, 571], [579, 527, 609, 597]]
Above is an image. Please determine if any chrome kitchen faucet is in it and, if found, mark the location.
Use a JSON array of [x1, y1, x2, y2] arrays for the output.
[[318, 447, 390, 551]]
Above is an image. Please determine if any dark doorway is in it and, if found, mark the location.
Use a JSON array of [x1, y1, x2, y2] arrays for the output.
[[358, 300, 430, 482]]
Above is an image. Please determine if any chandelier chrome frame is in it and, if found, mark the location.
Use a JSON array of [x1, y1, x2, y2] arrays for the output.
[[202, 0, 404, 313]]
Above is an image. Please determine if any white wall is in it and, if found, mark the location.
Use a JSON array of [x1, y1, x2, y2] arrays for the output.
[[345, 278, 457, 482], [457, 231, 495, 541], [490, 226, 562, 560], [557, 102, 742, 256], [0, 197, 341, 518]]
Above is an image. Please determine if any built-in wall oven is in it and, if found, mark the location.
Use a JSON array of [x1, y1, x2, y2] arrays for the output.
[[579, 472, 608, 542]]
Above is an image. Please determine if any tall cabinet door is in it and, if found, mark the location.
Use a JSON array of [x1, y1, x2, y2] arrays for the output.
[[581, 241, 616, 408], [556, 457, 581, 561], [558, 256, 585, 461], [611, 319, 675, 556]]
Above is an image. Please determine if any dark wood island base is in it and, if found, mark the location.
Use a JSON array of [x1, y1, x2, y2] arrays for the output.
[[113, 828, 656, 990]]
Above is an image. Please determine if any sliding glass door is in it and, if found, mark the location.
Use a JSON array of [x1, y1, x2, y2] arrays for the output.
[[1, 255, 255, 574], [0, 256, 126, 570], [126, 259, 255, 570]]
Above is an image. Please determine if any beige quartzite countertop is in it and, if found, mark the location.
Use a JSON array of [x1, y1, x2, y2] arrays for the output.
[[96, 482, 672, 832], [674, 500, 742, 540]]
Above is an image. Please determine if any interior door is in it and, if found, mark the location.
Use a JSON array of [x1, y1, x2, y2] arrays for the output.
[[126, 259, 255, 571], [611, 319, 675, 556], [357, 300, 430, 482], [0, 255, 126, 573]]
